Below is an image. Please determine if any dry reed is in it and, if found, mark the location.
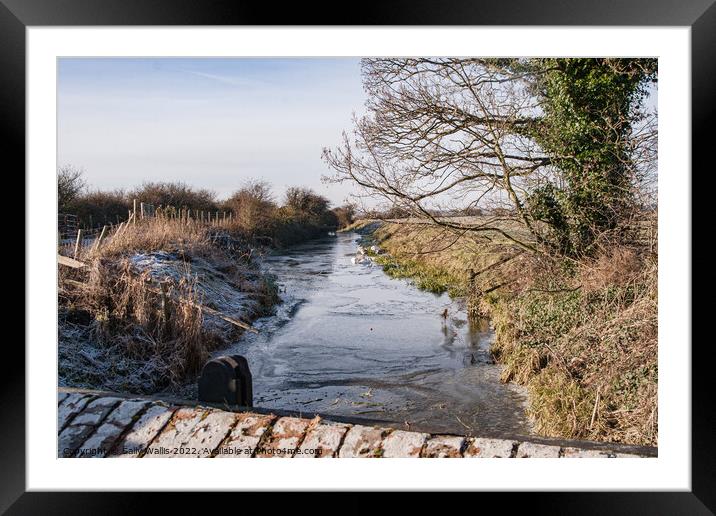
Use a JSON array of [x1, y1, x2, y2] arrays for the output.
[[59, 216, 276, 393]]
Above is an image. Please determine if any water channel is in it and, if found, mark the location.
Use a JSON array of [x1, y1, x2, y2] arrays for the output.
[[222, 232, 532, 437]]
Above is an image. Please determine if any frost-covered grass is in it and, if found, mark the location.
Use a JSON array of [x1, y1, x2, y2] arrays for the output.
[[58, 217, 279, 394]]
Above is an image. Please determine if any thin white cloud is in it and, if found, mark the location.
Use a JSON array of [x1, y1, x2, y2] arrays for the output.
[[177, 68, 268, 89]]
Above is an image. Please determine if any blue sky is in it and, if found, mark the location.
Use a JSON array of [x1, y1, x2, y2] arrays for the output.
[[58, 58, 657, 206], [58, 58, 367, 204]]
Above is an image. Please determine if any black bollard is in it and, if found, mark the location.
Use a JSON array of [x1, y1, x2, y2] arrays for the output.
[[198, 355, 253, 407]]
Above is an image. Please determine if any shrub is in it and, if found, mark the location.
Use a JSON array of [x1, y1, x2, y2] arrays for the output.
[[224, 180, 277, 239], [332, 204, 356, 229], [129, 181, 218, 212], [67, 189, 129, 228], [284, 187, 330, 216], [266, 187, 337, 246]]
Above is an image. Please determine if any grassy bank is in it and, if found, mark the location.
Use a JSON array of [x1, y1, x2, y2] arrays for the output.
[[365, 223, 475, 299], [58, 217, 279, 394], [360, 220, 657, 446]]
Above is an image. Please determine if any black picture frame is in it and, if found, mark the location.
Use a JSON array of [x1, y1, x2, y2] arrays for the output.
[[7, 0, 709, 512]]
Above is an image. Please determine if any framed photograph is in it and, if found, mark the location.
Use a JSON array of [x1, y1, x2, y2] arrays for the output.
[[9, 0, 709, 511]]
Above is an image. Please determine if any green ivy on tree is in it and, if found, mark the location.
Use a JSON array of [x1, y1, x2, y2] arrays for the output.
[[527, 58, 657, 256]]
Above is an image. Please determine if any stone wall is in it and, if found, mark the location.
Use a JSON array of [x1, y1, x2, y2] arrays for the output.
[[58, 389, 654, 459]]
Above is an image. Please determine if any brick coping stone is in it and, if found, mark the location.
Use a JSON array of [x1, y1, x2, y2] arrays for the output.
[[57, 389, 656, 459]]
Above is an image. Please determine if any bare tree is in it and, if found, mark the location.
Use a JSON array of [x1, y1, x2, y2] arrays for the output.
[[322, 58, 657, 256], [58, 165, 86, 212], [322, 59, 550, 252]]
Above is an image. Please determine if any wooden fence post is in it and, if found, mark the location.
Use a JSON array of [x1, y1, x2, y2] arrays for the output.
[[133, 199, 138, 224], [73, 229, 82, 259], [94, 225, 108, 251]]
